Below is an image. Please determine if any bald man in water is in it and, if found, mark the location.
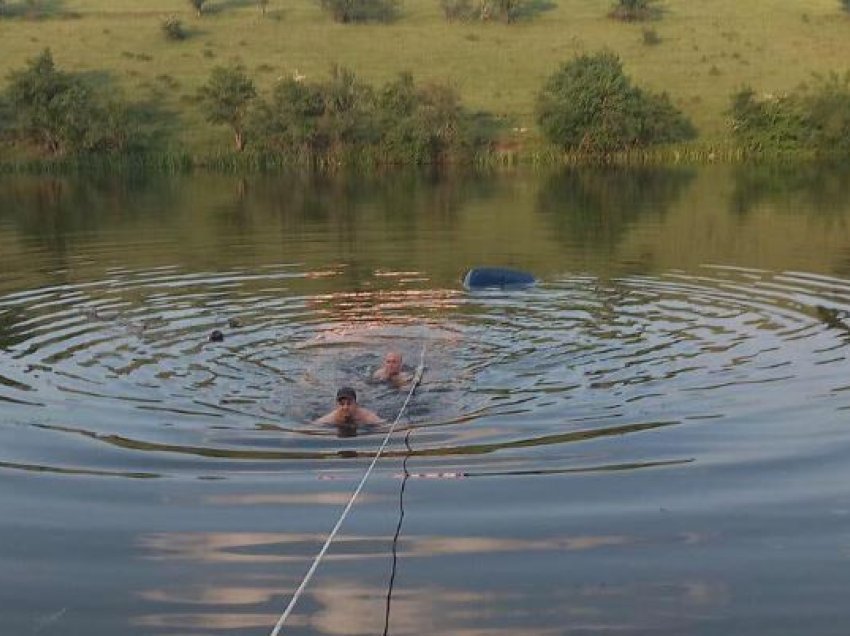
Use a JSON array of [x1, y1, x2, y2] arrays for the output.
[[372, 351, 413, 387]]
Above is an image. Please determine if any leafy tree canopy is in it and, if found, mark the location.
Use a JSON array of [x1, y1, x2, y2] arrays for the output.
[[197, 65, 257, 151], [536, 51, 695, 154]]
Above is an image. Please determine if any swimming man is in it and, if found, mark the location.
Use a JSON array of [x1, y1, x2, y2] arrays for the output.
[[314, 386, 385, 427], [372, 351, 413, 387]]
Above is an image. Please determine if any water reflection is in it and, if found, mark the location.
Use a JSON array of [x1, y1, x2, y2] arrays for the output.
[[137, 528, 705, 564], [4, 167, 850, 635], [206, 493, 373, 506], [245, 169, 488, 227], [135, 528, 725, 635], [0, 174, 173, 253], [0, 169, 512, 295], [133, 610, 285, 631], [730, 163, 850, 218], [536, 167, 695, 254]]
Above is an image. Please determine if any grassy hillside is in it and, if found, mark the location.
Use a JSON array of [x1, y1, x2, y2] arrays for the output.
[[1, 0, 849, 159]]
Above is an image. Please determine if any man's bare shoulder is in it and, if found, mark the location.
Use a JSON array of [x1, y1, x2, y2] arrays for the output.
[[313, 412, 338, 426], [356, 406, 385, 425]]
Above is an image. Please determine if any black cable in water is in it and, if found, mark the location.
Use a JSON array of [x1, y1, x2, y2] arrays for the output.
[[382, 428, 414, 636]]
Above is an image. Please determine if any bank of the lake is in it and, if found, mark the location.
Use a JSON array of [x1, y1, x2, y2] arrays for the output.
[[0, 142, 793, 175], [1, 0, 850, 169]]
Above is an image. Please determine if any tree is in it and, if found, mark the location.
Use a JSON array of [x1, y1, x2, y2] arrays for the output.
[[321, 65, 376, 149], [197, 65, 257, 151], [729, 73, 850, 156], [252, 77, 327, 155], [250, 67, 375, 158], [536, 51, 695, 154], [376, 72, 474, 163], [728, 88, 806, 154], [803, 72, 850, 155], [5, 48, 138, 155], [251, 69, 487, 164], [6, 48, 76, 154]]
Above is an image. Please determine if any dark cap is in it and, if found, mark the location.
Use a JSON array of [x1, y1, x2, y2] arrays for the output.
[[336, 386, 357, 402]]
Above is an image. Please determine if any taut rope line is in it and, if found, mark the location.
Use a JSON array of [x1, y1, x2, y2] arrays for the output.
[[268, 344, 427, 636]]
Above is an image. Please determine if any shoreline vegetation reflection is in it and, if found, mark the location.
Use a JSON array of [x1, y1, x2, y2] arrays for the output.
[[3, 165, 850, 286]]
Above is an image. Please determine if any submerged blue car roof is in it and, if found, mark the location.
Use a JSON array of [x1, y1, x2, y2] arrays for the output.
[[462, 267, 537, 290]]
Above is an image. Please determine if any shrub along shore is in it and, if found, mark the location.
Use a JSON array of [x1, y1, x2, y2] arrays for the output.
[[1, 0, 850, 171]]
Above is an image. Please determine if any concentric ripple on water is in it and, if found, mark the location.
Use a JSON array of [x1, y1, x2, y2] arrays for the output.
[[1, 263, 849, 479]]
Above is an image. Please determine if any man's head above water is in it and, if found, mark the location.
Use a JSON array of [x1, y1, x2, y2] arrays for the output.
[[336, 386, 357, 403], [382, 352, 403, 376], [314, 386, 384, 428], [334, 386, 358, 421], [373, 351, 411, 386]]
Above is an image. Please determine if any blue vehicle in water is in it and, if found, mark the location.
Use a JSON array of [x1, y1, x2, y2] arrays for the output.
[[462, 267, 537, 290]]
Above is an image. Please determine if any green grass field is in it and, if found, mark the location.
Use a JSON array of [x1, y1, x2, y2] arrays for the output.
[[1, 0, 849, 159]]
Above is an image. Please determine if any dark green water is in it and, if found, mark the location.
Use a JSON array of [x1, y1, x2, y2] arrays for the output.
[[2, 165, 850, 635]]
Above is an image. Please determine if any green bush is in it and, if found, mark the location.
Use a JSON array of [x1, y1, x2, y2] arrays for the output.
[[804, 72, 850, 155], [729, 88, 807, 154], [535, 51, 696, 154], [93, 101, 140, 153], [321, 65, 378, 149], [251, 76, 336, 157], [318, 0, 399, 22], [4, 48, 141, 156], [730, 72, 850, 156], [251, 68, 487, 164], [842, 0, 850, 14], [377, 73, 472, 163], [252, 66, 376, 158]]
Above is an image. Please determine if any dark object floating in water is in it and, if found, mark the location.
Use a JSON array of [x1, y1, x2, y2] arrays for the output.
[[816, 305, 850, 333], [227, 317, 242, 328], [462, 267, 537, 290], [209, 329, 224, 342]]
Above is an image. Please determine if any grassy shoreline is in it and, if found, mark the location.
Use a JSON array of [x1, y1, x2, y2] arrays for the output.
[[1, 0, 849, 169], [0, 142, 818, 174]]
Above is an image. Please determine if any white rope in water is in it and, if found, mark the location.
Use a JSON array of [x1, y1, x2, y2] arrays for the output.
[[268, 344, 427, 636]]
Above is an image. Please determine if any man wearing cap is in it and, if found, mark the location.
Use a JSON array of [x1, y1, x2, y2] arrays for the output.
[[314, 387, 385, 427]]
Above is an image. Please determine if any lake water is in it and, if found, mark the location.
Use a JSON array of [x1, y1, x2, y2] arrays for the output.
[[2, 164, 850, 635]]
